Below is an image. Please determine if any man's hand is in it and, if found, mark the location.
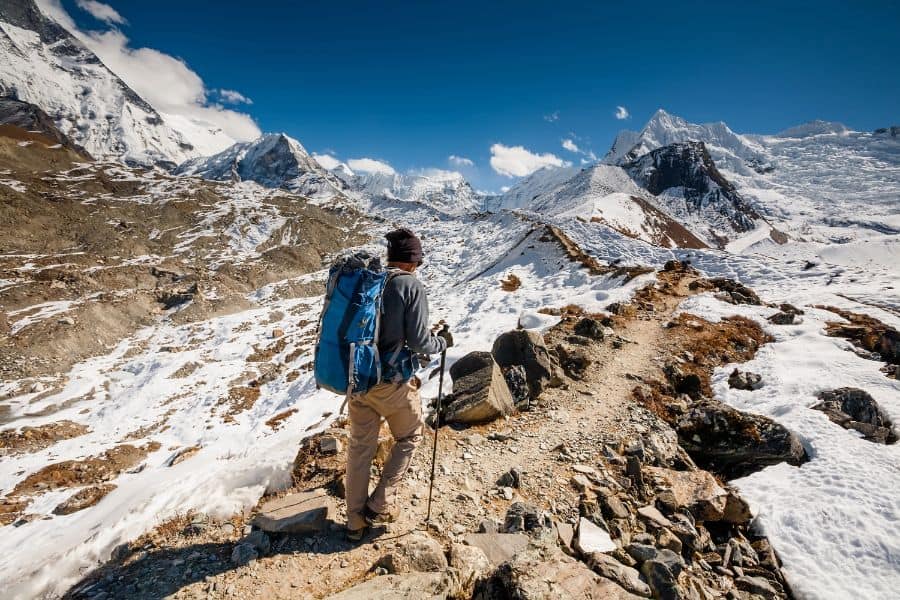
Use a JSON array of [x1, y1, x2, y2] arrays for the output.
[[437, 325, 454, 349]]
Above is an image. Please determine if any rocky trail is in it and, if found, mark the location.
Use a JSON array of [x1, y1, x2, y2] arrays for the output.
[[64, 264, 804, 600]]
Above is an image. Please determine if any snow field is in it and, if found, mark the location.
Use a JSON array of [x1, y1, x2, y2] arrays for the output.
[[679, 294, 900, 600]]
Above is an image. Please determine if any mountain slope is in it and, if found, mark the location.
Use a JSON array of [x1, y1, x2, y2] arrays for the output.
[[605, 108, 771, 174], [522, 164, 708, 248], [0, 0, 208, 167], [495, 165, 581, 210], [623, 141, 760, 244], [176, 133, 346, 198], [343, 168, 483, 214]]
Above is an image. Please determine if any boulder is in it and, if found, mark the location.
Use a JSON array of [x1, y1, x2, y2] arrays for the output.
[[637, 505, 674, 531], [707, 278, 761, 305], [556, 344, 592, 381], [244, 530, 270, 554], [462, 533, 530, 566], [575, 517, 617, 554], [449, 543, 492, 596], [502, 364, 530, 409], [477, 543, 643, 599], [252, 489, 333, 534], [728, 368, 763, 391], [230, 543, 258, 566], [645, 467, 728, 522], [812, 388, 897, 444], [443, 352, 515, 425], [492, 330, 554, 399], [375, 533, 448, 574], [676, 399, 808, 479], [574, 317, 605, 341], [721, 490, 753, 524], [767, 311, 799, 325], [640, 549, 685, 600], [625, 543, 659, 564], [585, 552, 653, 598], [503, 502, 550, 535], [324, 573, 449, 599]]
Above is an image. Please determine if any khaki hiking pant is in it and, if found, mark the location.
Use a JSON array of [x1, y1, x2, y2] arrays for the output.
[[345, 378, 423, 531]]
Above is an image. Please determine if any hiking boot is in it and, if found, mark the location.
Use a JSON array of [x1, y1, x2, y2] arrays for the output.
[[363, 505, 395, 526], [345, 526, 367, 542]]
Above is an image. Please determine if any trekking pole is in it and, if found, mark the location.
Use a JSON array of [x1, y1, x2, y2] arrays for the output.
[[426, 324, 450, 527]]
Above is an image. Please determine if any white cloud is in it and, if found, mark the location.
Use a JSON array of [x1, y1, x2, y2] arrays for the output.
[[500, 186, 511, 193], [312, 153, 341, 170], [35, 0, 260, 142], [448, 155, 474, 167], [562, 139, 580, 153], [615, 105, 630, 120], [347, 158, 396, 176], [544, 111, 560, 123], [75, 0, 126, 25], [489, 143, 570, 178], [216, 89, 253, 105]]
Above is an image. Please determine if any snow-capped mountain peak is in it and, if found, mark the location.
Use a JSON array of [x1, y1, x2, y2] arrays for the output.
[[345, 168, 483, 215], [175, 132, 346, 197], [604, 108, 768, 174], [0, 0, 209, 167]]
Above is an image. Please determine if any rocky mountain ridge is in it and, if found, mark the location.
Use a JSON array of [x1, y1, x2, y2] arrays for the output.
[[0, 0, 211, 168], [175, 133, 346, 198]]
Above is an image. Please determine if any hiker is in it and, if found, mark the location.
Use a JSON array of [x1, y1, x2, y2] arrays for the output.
[[343, 228, 452, 540]]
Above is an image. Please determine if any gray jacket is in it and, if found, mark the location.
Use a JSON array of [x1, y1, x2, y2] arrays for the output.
[[378, 268, 447, 358]]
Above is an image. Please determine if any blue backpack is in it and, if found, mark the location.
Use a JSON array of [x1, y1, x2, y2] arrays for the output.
[[313, 252, 416, 395]]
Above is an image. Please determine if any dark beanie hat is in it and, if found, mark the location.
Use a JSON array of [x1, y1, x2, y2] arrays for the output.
[[385, 228, 424, 264]]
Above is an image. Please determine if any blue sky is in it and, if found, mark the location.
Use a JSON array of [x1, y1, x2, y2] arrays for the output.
[[59, 0, 900, 191]]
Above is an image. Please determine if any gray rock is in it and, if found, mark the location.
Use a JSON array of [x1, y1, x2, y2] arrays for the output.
[[462, 533, 529, 566], [324, 573, 448, 599], [375, 533, 448, 574], [586, 552, 652, 598], [443, 352, 516, 425], [707, 279, 762, 305], [676, 399, 808, 478], [492, 329, 554, 400], [767, 311, 799, 325], [318, 434, 342, 455], [478, 542, 642, 599], [574, 318, 605, 341], [728, 368, 763, 391], [496, 467, 522, 488], [244, 530, 270, 554], [502, 364, 530, 410], [625, 543, 659, 563], [449, 543, 491, 596], [478, 519, 499, 534], [640, 549, 685, 600], [252, 489, 333, 534], [637, 505, 673, 529], [813, 387, 897, 444], [503, 502, 549, 534], [230, 543, 258, 566], [600, 493, 631, 520], [736, 575, 780, 598], [657, 528, 682, 554]]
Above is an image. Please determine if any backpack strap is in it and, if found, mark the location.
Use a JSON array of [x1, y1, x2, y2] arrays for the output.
[[380, 269, 414, 370]]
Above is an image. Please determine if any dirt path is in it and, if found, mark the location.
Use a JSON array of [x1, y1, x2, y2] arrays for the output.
[[65, 271, 704, 600]]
